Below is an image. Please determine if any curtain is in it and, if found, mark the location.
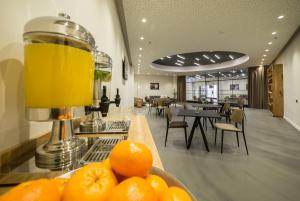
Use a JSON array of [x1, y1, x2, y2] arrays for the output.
[[177, 76, 186, 102], [248, 66, 268, 109]]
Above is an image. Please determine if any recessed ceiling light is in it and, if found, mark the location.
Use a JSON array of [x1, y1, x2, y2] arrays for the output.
[[263, 54, 267, 57], [177, 60, 184, 64], [195, 57, 200, 61], [139, 47, 143, 50], [138, 54, 142, 57], [175, 62, 183, 66], [214, 54, 221, 59], [141, 18, 147, 23], [229, 55, 234, 60], [268, 41, 272, 45], [194, 62, 200, 66], [177, 55, 185, 60], [140, 36, 144, 40], [166, 56, 172, 59], [138, 59, 141, 62], [240, 70, 243, 72], [241, 73, 246, 76], [203, 54, 210, 59], [210, 59, 216, 63], [272, 32, 277, 35], [265, 49, 269, 52], [277, 15, 284, 19], [262, 58, 265, 61]]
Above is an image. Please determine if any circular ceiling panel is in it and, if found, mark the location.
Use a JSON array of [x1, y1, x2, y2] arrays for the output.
[[150, 51, 249, 72]]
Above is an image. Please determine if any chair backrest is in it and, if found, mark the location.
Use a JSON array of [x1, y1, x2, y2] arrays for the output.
[[157, 99, 165, 107], [230, 109, 244, 124], [223, 103, 231, 112], [165, 108, 172, 122]]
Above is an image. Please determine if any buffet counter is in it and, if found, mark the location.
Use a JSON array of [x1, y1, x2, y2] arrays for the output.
[[0, 111, 163, 193]]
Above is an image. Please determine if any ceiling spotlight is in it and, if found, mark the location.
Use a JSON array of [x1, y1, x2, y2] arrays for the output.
[[175, 62, 183, 66], [166, 56, 172, 59], [272, 32, 277, 35], [138, 59, 141, 62], [139, 47, 143, 50], [138, 54, 142, 57], [262, 58, 265, 61], [177, 60, 184, 64], [214, 54, 221, 59], [141, 18, 147, 23], [240, 70, 243, 72], [277, 15, 284, 19], [265, 49, 269, 52], [203, 54, 210, 59], [229, 55, 234, 60], [268, 41, 273, 45], [140, 36, 144, 40], [177, 55, 186, 59], [138, 63, 141, 65], [210, 59, 216, 63], [241, 73, 246, 76], [195, 57, 200, 61], [232, 70, 237, 73], [263, 54, 267, 57], [194, 62, 200, 66]]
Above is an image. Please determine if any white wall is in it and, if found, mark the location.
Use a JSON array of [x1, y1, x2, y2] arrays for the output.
[[274, 30, 300, 130], [134, 74, 177, 99], [0, 0, 134, 152]]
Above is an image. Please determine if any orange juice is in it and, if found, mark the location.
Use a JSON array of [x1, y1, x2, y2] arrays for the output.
[[24, 43, 94, 108]]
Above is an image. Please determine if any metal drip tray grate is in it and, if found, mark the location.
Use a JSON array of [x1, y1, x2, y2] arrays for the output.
[[105, 120, 130, 132], [80, 137, 125, 165]]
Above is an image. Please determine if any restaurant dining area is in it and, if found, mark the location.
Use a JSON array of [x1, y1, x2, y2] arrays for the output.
[[0, 1, 300, 201]]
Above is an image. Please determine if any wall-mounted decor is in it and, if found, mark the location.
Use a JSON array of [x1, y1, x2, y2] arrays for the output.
[[230, 84, 239, 90], [122, 57, 128, 80], [150, 83, 159, 90]]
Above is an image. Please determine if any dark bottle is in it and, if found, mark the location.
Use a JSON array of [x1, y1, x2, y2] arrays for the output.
[[100, 86, 110, 117], [115, 88, 121, 107]]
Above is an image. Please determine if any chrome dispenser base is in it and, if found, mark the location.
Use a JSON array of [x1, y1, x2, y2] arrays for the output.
[[35, 119, 87, 170], [79, 111, 106, 133]]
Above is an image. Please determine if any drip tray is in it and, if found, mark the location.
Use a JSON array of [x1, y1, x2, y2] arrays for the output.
[[80, 136, 126, 165], [76, 120, 131, 134]]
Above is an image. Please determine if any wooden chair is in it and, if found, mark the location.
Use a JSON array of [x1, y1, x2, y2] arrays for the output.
[[214, 109, 249, 155], [156, 99, 166, 116], [219, 102, 231, 122], [165, 108, 188, 147]]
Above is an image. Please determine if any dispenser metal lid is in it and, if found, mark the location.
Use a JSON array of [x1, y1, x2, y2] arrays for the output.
[[94, 49, 112, 69], [23, 13, 95, 51]]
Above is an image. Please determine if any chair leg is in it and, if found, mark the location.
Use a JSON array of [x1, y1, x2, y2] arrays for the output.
[[236, 132, 239, 147], [242, 131, 249, 155], [164, 127, 169, 147], [221, 130, 224, 154], [184, 127, 187, 147], [214, 128, 218, 145]]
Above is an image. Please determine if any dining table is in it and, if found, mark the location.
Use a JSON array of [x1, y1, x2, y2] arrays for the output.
[[177, 109, 221, 151]]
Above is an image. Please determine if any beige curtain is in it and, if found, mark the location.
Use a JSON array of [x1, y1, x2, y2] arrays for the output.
[[177, 76, 186, 102], [248, 66, 268, 109]]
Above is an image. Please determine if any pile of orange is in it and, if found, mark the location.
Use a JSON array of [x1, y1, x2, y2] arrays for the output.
[[0, 140, 192, 201]]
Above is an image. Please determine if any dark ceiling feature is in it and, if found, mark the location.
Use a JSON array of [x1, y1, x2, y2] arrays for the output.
[[153, 51, 246, 67]]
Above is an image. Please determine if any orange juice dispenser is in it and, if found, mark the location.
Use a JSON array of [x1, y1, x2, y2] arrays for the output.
[[23, 13, 95, 170]]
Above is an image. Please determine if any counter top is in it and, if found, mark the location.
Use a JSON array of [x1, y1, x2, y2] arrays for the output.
[[0, 111, 163, 193]]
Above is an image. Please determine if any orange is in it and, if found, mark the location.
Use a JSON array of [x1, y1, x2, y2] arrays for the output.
[[110, 140, 153, 177], [159, 187, 192, 201], [107, 177, 157, 201], [102, 158, 111, 169], [51, 178, 68, 197], [0, 179, 60, 201], [145, 174, 168, 199], [62, 163, 117, 201]]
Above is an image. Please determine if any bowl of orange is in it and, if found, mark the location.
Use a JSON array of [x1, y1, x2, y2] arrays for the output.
[[0, 140, 197, 201]]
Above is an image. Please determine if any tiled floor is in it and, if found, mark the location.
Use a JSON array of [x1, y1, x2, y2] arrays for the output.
[[137, 106, 300, 201]]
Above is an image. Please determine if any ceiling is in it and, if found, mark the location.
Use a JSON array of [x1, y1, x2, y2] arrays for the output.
[[122, 0, 300, 76]]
